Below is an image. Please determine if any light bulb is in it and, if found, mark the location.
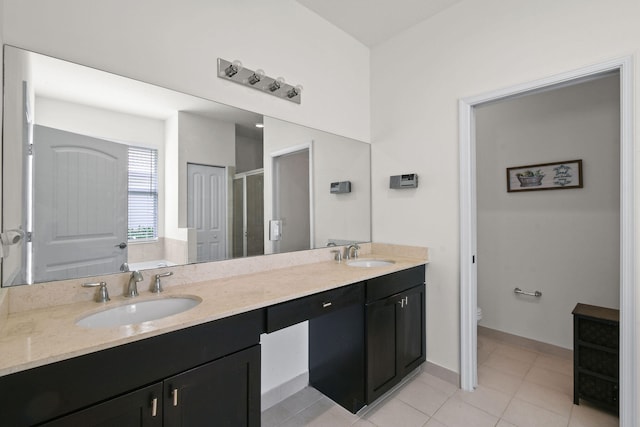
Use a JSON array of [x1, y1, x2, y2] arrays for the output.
[[247, 68, 265, 85], [269, 77, 285, 92], [287, 84, 303, 98], [224, 60, 243, 78]]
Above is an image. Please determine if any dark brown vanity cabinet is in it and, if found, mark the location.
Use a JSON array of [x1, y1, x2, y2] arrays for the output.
[[365, 266, 426, 403], [42, 345, 260, 427], [0, 309, 263, 427]]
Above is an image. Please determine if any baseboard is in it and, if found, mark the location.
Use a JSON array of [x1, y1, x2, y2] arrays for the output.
[[261, 372, 309, 411], [478, 325, 573, 359], [422, 360, 460, 387]]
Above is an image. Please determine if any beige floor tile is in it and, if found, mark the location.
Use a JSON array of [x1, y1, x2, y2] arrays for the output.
[[516, 380, 573, 417], [483, 352, 533, 378], [502, 398, 569, 427], [478, 365, 523, 396], [568, 402, 619, 427], [280, 386, 325, 414], [454, 385, 511, 417], [424, 419, 447, 427], [525, 365, 573, 396], [494, 343, 539, 364], [533, 353, 573, 376], [477, 334, 500, 354], [432, 396, 498, 427], [262, 403, 296, 427], [414, 371, 458, 397], [396, 378, 450, 416], [352, 420, 376, 427], [365, 398, 430, 427], [496, 420, 517, 427]]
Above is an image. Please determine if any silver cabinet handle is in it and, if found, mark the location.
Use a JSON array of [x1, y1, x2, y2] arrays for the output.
[[151, 397, 158, 417], [322, 302, 332, 308], [172, 388, 179, 406]]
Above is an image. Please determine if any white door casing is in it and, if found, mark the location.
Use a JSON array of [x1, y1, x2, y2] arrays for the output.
[[187, 163, 227, 263], [459, 58, 636, 426], [32, 125, 128, 282]]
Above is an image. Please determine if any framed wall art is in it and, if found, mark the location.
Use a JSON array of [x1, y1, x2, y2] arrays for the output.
[[506, 159, 583, 192]]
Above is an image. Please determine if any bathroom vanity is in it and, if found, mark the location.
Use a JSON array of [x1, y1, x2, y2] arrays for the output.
[[0, 254, 427, 426]]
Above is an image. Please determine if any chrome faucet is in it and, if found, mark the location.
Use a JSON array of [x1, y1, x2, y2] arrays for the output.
[[126, 271, 143, 297], [82, 281, 110, 303], [151, 271, 173, 293], [344, 243, 360, 260]]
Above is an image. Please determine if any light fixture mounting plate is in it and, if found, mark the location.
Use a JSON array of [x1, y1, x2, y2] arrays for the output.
[[217, 58, 301, 104]]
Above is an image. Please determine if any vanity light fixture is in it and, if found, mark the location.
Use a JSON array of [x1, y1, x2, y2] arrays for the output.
[[217, 58, 302, 104], [255, 123, 264, 128]]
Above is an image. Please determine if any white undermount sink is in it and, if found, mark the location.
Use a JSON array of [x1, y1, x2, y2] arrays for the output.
[[346, 259, 395, 268], [76, 296, 202, 328]]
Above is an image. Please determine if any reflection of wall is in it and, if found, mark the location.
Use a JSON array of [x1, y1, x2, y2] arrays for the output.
[[176, 112, 235, 227], [2, 47, 33, 285], [263, 116, 371, 255], [235, 126, 263, 173], [476, 75, 620, 349]]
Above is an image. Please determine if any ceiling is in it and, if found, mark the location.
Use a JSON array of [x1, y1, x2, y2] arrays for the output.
[[296, 0, 462, 47]]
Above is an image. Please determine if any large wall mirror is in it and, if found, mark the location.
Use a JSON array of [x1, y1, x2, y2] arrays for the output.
[[2, 45, 371, 287]]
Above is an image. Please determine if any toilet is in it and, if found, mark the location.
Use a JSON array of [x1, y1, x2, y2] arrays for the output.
[[477, 307, 483, 324]]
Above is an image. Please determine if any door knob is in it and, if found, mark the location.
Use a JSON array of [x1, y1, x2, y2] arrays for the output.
[[115, 242, 127, 249]]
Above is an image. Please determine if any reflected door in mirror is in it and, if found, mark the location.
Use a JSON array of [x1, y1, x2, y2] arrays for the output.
[[187, 164, 227, 262], [33, 125, 128, 282]]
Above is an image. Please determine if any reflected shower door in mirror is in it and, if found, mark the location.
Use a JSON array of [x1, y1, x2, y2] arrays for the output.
[[2, 45, 371, 286]]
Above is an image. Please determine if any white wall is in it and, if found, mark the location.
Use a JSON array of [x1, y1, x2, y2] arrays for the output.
[[371, 0, 640, 374], [2, 0, 370, 142], [476, 75, 620, 349]]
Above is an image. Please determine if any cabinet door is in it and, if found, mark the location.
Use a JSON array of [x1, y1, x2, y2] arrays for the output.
[[163, 345, 260, 427], [399, 284, 426, 376], [42, 383, 163, 427], [366, 293, 403, 403], [366, 284, 426, 404]]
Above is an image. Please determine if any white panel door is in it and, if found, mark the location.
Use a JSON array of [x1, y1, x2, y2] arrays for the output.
[[187, 164, 227, 262], [32, 125, 128, 282]]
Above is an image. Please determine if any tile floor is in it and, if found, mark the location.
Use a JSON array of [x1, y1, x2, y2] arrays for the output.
[[262, 333, 619, 426]]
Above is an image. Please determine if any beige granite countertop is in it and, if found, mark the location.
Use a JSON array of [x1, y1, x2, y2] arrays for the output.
[[0, 247, 427, 377]]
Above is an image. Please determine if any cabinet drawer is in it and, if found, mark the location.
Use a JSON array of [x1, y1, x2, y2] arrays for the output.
[[366, 265, 425, 303], [577, 372, 618, 406], [266, 283, 363, 333], [578, 318, 619, 349], [578, 346, 618, 378]]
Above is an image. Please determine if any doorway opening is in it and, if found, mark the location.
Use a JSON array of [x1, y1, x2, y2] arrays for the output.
[[270, 143, 314, 254], [459, 58, 635, 425]]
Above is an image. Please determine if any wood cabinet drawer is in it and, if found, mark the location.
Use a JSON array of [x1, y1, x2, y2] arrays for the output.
[[266, 283, 364, 333], [366, 265, 425, 303]]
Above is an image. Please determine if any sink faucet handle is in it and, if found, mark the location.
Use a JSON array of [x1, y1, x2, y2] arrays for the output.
[[152, 271, 174, 293], [82, 281, 110, 303], [330, 249, 342, 263]]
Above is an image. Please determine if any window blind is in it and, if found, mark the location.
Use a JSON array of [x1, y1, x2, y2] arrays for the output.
[[128, 147, 158, 241]]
